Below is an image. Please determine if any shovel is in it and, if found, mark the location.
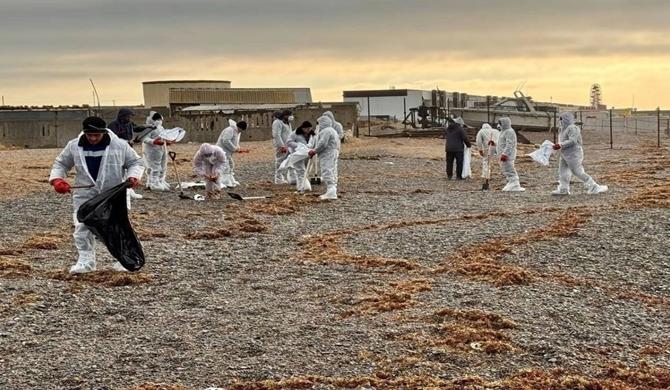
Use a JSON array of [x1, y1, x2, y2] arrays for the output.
[[167, 150, 191, 200], [227, 192, 274, 201]]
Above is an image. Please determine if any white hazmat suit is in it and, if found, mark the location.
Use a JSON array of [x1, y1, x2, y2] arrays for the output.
[[142, 112, 169, 191], [323, 111, 345, 140], [311, 116, 341, 200], [216, 119, 240, 187], [49, 130, 145, 273], [193, 143, 228, 195], [272, 117, 292, 184], [553, 112, 608, 195], [496, 117, 525, 192], [286, 130, 312, 192], [476, 123, 500, 179]]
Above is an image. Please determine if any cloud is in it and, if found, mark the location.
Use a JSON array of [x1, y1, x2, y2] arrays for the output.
[[1, 0, 669, 108]]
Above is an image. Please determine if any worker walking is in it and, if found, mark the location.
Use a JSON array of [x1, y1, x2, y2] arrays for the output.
[[496, 117, 525, 192], [552, 112, 608, 195], [444, 117, 472, 180], [476, 123, 500, 178], [49, 117, 144, 274]]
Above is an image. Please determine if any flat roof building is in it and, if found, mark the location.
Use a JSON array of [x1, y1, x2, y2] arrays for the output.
[[143, 80, 312, 110]]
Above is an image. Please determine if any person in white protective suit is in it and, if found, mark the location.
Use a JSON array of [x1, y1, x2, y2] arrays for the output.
[[49, 116, 145, 274], [306, 111, 344, 181], [193, 143, 228, 199], [322, 111, 345, 140], [308, 115, 341, 200], [552, 112, 608, 195], [476, 123, 500, 178], [142, 112, 171, 191], [286, 120, 315, 192], [216, 119, 249, 188], [496, 117, 525, 192], [272, 110, 294, 184]]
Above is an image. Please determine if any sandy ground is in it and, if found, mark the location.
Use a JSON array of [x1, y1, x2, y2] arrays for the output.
[[0, 132, 669, 389]]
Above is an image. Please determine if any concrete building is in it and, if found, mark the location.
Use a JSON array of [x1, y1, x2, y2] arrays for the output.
[[343, 89, 434, 121], [143, 80, 231, 108], [169, 88, 312, 111], [143, 79, 312, 111]]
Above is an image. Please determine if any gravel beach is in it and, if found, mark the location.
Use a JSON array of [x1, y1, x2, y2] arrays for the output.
[[1, 132, 668, 389]]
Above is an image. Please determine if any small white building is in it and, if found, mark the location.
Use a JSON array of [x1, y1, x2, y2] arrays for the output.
[[343, 89, 437, 121]]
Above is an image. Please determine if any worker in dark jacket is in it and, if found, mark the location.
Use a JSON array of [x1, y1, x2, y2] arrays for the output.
[[107, 108, 153, 142], [444, 117, 472, 179]]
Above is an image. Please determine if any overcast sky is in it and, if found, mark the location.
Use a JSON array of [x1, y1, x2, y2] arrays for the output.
[[1, 0, 669, 108]]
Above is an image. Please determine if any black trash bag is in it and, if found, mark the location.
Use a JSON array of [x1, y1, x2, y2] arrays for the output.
[[76, 181, 145, 271]]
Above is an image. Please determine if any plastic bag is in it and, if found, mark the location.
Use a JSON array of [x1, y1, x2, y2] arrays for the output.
[[159, 127, 186, 142], [279, 144, 311, 171], [462, 145, 472, 178], [76, 182, 145, 271], [528, 140, 555, 166]]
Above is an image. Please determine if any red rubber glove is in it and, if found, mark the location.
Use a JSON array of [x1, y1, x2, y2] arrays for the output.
[[52, 179, 71, 194], [127, 177, 140, 188], [238, 148, 250, 153], [479, 150, 484, 157], [553, 143, 561, 150], [279, 146, 288, 153], [487, 140, 495, 146], [153, 139, 165, 146], [166, 140, 174, 146], [500, 154, 509, 162], [308, 149, 316, 158]]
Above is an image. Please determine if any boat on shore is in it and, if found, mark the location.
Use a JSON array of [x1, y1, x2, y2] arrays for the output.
[[450, 90, 558, 132]]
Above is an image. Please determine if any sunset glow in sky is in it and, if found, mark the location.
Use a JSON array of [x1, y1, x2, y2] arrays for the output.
[[1, 0, 669, 109]]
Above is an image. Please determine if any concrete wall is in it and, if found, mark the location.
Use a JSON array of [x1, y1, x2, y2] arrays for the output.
[[0, 107, 163, 148], [0, 110, 89, 148], [175, 102, 359, 145], [0, 102, 359, 149]]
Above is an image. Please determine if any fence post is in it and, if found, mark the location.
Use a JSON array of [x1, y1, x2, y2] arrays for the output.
[[367, 96, 371, 136], [658, 107, 661, 148], [609, 108, 613, 149], [403, 98, 407, 130], [552, 111, 557, 144]]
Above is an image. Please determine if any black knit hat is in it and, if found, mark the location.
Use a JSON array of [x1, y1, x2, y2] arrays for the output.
[[151, 112, 162, 121], [237, 121, 247, 130], [299, 121, 312, 129], [82, 116, 107, 133]]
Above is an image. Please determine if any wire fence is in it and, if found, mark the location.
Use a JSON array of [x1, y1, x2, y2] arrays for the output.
[[574, 109, 669, 148]]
